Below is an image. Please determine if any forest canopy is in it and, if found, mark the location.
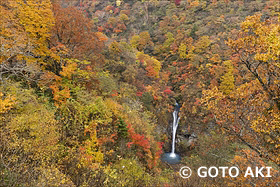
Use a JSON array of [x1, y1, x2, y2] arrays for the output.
[[0, 0, 279, 186]]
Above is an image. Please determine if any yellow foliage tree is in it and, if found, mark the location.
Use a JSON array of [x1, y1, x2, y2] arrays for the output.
[[219, 60, 235, 95], [178, 43, 187, 59], [130, 31, 154, 51], [136, 52, 161, 78], [16, 0, 55, 59], [202, 14, 280, 167], [0, 92, 15, 113], [0, 0, 55, 65], [0, 83, 60, 186]]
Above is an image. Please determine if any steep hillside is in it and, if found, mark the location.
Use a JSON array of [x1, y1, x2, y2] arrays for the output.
[[0, 0, 279, 186]]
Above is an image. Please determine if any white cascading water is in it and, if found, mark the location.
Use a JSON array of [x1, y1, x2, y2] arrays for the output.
[[161, 102, 181, 164], [170, 103, 180, 157]]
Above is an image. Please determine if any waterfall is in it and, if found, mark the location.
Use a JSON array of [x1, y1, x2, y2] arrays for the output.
[[170, 102, 180, 157], [161, 101, 181, 164]]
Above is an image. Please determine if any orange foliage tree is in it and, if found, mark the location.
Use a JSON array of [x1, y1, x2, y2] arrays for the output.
[[51, 3, 106, 68]]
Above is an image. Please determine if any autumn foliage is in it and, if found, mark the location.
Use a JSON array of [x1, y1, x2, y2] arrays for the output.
[[1, 0, 279, 186]]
